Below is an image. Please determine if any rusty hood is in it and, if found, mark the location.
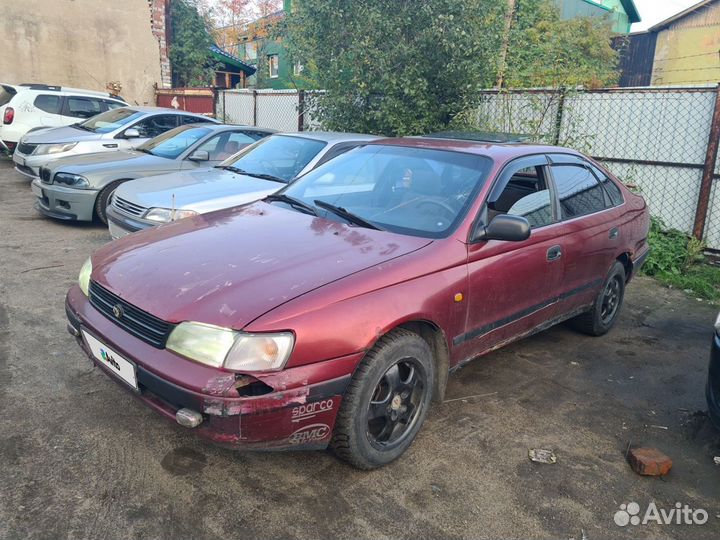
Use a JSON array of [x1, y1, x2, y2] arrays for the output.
[[91, 202, 432, 329]]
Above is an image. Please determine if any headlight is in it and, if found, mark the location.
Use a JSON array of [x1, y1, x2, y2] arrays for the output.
[[166, 321, 294, 372], [54, 173, 89, 188], [144, 207, 198, 223], [78, 257, 92, 296], [34, 142, 77, 155]]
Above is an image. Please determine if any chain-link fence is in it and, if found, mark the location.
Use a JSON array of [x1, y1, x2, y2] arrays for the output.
[[217, 89, 310, 132], [468, 86, 720, 249]]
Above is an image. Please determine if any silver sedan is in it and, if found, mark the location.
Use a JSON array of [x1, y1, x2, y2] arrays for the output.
[[106, 132, 380, 239], [31, 124, 274, 224]]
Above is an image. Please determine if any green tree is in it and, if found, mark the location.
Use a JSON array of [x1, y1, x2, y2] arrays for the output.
[[169, 0, 218, 87], [285, 0, 618, 135], [504, 0, 618, 88]]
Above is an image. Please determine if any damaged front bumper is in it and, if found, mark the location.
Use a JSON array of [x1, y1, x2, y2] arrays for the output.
[[65, 285, 359, 450]]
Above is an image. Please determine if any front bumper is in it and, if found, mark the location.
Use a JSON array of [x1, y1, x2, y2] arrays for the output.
[[12, 151, 38, 178], [106, 205, 154, 239], [65, 285, 357, 450], [32, 178, 98, 222], [706, 332, 720, 429]]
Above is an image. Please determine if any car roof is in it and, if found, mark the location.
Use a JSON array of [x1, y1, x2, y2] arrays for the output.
[[211, 124, 278, 133], [368, 136, 582, 161], [281, 131, 382, 143]]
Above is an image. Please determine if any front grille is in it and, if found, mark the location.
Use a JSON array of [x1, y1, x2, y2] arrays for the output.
[[17, 164, 35, 177], [40, 167, 52, 183], [113, 196, 147, 217], [17, 142, 37, 155], [89, 281, 174, 348]]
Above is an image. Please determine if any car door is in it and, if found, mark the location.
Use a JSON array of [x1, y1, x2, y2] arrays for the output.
[[32, 94, 65, 127], [61, 96, 103, 124], [545, 154, 621, 316], [456, 155, 565, 359]]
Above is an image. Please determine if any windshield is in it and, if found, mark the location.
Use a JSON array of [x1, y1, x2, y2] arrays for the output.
[[78, 108, 142, 133], [221, 135, 327, 182], [137, 125, 212, 159], [281, 145, 492, 238]]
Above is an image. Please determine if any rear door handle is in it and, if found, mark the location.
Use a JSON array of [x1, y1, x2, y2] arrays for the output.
[[547, 245, 562, 261], [609, 227, 619, 239]]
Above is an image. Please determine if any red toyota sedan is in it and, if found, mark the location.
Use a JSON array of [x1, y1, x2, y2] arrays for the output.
[[65, 137, 649, 469]]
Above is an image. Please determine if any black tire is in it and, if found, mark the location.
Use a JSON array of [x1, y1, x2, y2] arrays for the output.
[[571, 261, 626, 336], [94, 180, 126, 225], [331, 329, 435, 469]]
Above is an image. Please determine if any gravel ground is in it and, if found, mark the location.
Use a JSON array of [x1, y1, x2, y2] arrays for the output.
[[1, 156, 719, 540]]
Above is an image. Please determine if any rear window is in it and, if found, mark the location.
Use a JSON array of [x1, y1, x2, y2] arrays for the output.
[[34, 94, 62, 114], [0, 85, 17, 107]]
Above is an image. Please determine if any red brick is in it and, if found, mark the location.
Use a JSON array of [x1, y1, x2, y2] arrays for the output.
[[629, 447, 673, 476]]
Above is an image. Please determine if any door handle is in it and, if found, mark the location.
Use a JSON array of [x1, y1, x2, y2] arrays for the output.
[[547, 245, 562, 261], [609, 227, 619, 239]]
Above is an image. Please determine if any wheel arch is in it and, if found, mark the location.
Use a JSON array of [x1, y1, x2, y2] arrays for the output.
[[616, 252, 632, 282]]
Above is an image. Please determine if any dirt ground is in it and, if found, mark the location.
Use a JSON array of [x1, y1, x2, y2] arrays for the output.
[[1, 156, 719, 540]]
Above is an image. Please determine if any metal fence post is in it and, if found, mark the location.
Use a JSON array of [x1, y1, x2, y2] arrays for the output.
[[222, 90, 226, 123], [692, 83, 720, 241], [253, 90, 258, 127], [297, 90, 305, 132], [552, 87, 566, 146]]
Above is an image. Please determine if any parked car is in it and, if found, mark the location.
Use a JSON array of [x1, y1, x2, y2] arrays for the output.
[[707, 312, 720, 429], [65, 138, 650, 469], [31, 123, 272, 224], [0, 83, 127, 155], [106, 131, 380, 239], [13, 106, 217, 178]]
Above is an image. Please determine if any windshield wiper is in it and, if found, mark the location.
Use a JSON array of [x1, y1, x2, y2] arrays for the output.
[[242, 172, 287, 184], [136, 148, 154, 155], [313, 199, 383, 230], [215, 165, 247, 174], [72, 123, 94, 132], [265, 193, 317, 216]]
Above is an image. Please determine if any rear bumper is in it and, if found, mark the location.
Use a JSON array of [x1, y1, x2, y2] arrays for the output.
[[629, 245, 650, 281], [32, 178, 98, 222], [65, 285, 358, 450], [706, 333, 720, 429]]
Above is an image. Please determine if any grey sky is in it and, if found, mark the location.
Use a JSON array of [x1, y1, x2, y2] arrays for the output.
[[631, 0, 702, 30]]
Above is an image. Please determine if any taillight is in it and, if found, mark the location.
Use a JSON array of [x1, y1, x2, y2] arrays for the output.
[[3, 107, 14, 124]]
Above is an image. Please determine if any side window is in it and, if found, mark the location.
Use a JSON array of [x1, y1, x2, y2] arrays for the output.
[[551, 165, 607, 219], [195, 131, 258, 161], [488, 163, 555, 229], [65, 97, 103, 118], [34, 94, 61, 114], [589, 164, 624, 207], [315, 143, 358, 167], [181, 115, 212, 125], [102, 99, 125, 112], [132, 114, 179, 138]]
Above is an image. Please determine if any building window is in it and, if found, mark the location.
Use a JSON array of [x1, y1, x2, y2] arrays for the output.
[[268, 54, 279, 78], [244, 41, 257, 61], [293, 62, 304, 76]]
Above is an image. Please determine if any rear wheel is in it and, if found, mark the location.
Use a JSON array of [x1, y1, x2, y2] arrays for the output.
[[571, 261, 626, 336], [94, 180, 126, 225], [331, 329, 435, 469]]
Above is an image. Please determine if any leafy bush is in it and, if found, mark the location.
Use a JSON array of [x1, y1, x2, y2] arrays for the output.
[[643, 217, 720, 301]]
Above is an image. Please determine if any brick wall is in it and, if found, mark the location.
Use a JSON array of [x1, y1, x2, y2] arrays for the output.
[[150, 0, 172, 89]]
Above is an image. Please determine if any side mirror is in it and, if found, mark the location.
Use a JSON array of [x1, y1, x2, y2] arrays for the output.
[[188, 150, 210, 162], [473, 214, 531, 242], [124, 128, 141, 139]]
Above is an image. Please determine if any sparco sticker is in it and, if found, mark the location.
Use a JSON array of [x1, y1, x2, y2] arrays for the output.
[[291, 398, 334, 422], [288, 423, 330, 445]]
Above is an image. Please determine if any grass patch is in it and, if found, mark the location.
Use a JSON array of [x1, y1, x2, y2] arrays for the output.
[[642, 217, 720, 302]]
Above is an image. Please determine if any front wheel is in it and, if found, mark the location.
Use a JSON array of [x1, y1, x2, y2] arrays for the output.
[[571, 261, 626, 336], [94, 180, 126, 225], [330, 329, 435, 469]]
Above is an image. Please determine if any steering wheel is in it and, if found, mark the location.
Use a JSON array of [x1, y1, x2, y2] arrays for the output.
[[413, 198, 457, 221], [259, 159, 283, 178]]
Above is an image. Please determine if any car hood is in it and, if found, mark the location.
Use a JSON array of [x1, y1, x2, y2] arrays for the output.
[[49, 151, 170, 174], [22, 125, 103, 144], [92, 202, 432, 329], [115, 168, 285, 213]]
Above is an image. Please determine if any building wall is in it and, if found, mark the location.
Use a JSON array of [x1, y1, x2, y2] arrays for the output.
[[0, 0, 169, 105], [651, 2, 720, 85], [555, 0, 631, 33]]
